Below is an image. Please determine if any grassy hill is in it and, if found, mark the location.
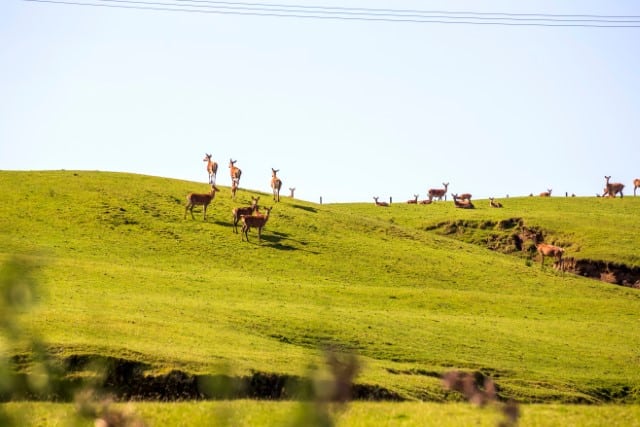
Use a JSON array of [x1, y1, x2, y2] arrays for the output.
[[1, 170, 640, 404]]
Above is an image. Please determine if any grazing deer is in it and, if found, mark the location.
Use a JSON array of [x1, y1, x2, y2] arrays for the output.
[[539, 189, 552, 197], [428, 183, 449, 201], [407, 194, 419, 204], [536, 243, 564, 270], [184, 184, 220, 220], [229, 159, 242, 185], [203, 153, 218, 184], [232, 196, 260, 233], [489, 197, 503, 208], [373, 197, 389, 207], [452, 193, 474, 209], [241, 206, 273, 242], [604, 176, 624, 198], [634, 179, 640, 196], [271, 168, 283, 202], [289, 187, 296, 198]]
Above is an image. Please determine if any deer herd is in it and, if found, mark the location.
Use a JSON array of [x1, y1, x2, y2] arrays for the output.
[[187, 158, 638, 259], [185, 154, 290, 242]]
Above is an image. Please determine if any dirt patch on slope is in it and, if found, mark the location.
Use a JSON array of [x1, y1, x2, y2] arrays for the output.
[[427, 218, 640, 288], [2, 355, 403, 402]]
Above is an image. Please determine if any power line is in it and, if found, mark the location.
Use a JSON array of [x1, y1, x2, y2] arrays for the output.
[[59, 0, 640, 23], [167, 0, 640, 20], [22, 0, 640, 27]]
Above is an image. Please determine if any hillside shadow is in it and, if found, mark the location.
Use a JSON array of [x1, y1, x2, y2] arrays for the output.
[[256, 232, 319, 254], [291, 204, 318, 213]]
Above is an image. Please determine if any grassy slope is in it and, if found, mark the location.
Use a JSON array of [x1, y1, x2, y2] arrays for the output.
[[1, 170, 639, 402]]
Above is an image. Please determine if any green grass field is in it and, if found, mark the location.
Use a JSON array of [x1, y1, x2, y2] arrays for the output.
[[1, 170, 640, 425]]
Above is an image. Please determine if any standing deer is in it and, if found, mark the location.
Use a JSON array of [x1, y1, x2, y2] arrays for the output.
[[634, 178, 640, 196], [271, 168, 283, 202], [428, 183, 449, 201], [184, 184, 220, 220], [241, 206, 273, 242], [452, 194, 474, 209], [539, 189, 552, 197], [229, 159, 242, 185], [604, 176, 624, 198], [489, 197, 503, 208], [373, 197, 389, 207], [536, 243, 564, 270], [407, 194, 419, 204], [203, 153, 218, 184], [232, 196, 260, 233], [289, 187, 296, 198], [231, 180, 239, 200]]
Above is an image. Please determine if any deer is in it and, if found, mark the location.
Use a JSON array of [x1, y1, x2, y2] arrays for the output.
[[289, 187, 296, 198], [457, 193, 472, 201], [241, 206, 273, 242], [407, 194, 419, 204], [271, 168, 283, 202], [489, 197, 503, 208], [428, 182, 449, 201], [203, 153, 218, 184], [604, 176, 624, 198], [229, 159, 242, 185], [419, 197, 433, 205], [232, 196, 260, 233], [634, 179, 640, 196], [539, 189, 552, 197], [184, 184, 220, 220], [452, 193, 474, 209], [373, 197, 389, 207], [230, 180, 239, 200], [536, 243, 564, 270]]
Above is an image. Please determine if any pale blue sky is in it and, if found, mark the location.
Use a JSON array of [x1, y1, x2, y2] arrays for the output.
[[2, 0, 639, 202]]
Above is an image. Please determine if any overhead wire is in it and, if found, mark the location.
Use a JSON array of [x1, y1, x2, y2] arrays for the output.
[[22, 0, 640, 27]]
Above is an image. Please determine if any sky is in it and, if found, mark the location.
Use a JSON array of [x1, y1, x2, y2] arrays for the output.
[[1, 0, 639, 203]]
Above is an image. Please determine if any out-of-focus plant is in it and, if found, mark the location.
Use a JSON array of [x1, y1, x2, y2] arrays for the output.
[[289, 347, 360, 427], [442, 370, 520, 427], [1, 255, 45, 425]]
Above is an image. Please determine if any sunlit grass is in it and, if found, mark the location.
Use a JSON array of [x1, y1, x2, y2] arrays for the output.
[[1, 170, 639, 407]]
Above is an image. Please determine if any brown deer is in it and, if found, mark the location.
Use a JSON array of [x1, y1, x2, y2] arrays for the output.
[[428, 182, 449, 201], [184, 184, 220, 220], [241, 206, 273, 242], [457, 193, 472, 201], [229, 159, 242, 185], [203, 153, 218, 184], [604, 176, 624, 198], [419, 197, 433, 204], [271, 168, 283, 202], [536, 243, 564, 270], [373, 197, 389, 207], [289, 187, 296, 198], [232, 196, 260, 233], [634, 179, 640, 196], [489, 197, 503, 208], [231, 180, 239, 200], [539, 189, 552, 197], [452, 193, 474, 209], [407, 194, 419, 204]]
